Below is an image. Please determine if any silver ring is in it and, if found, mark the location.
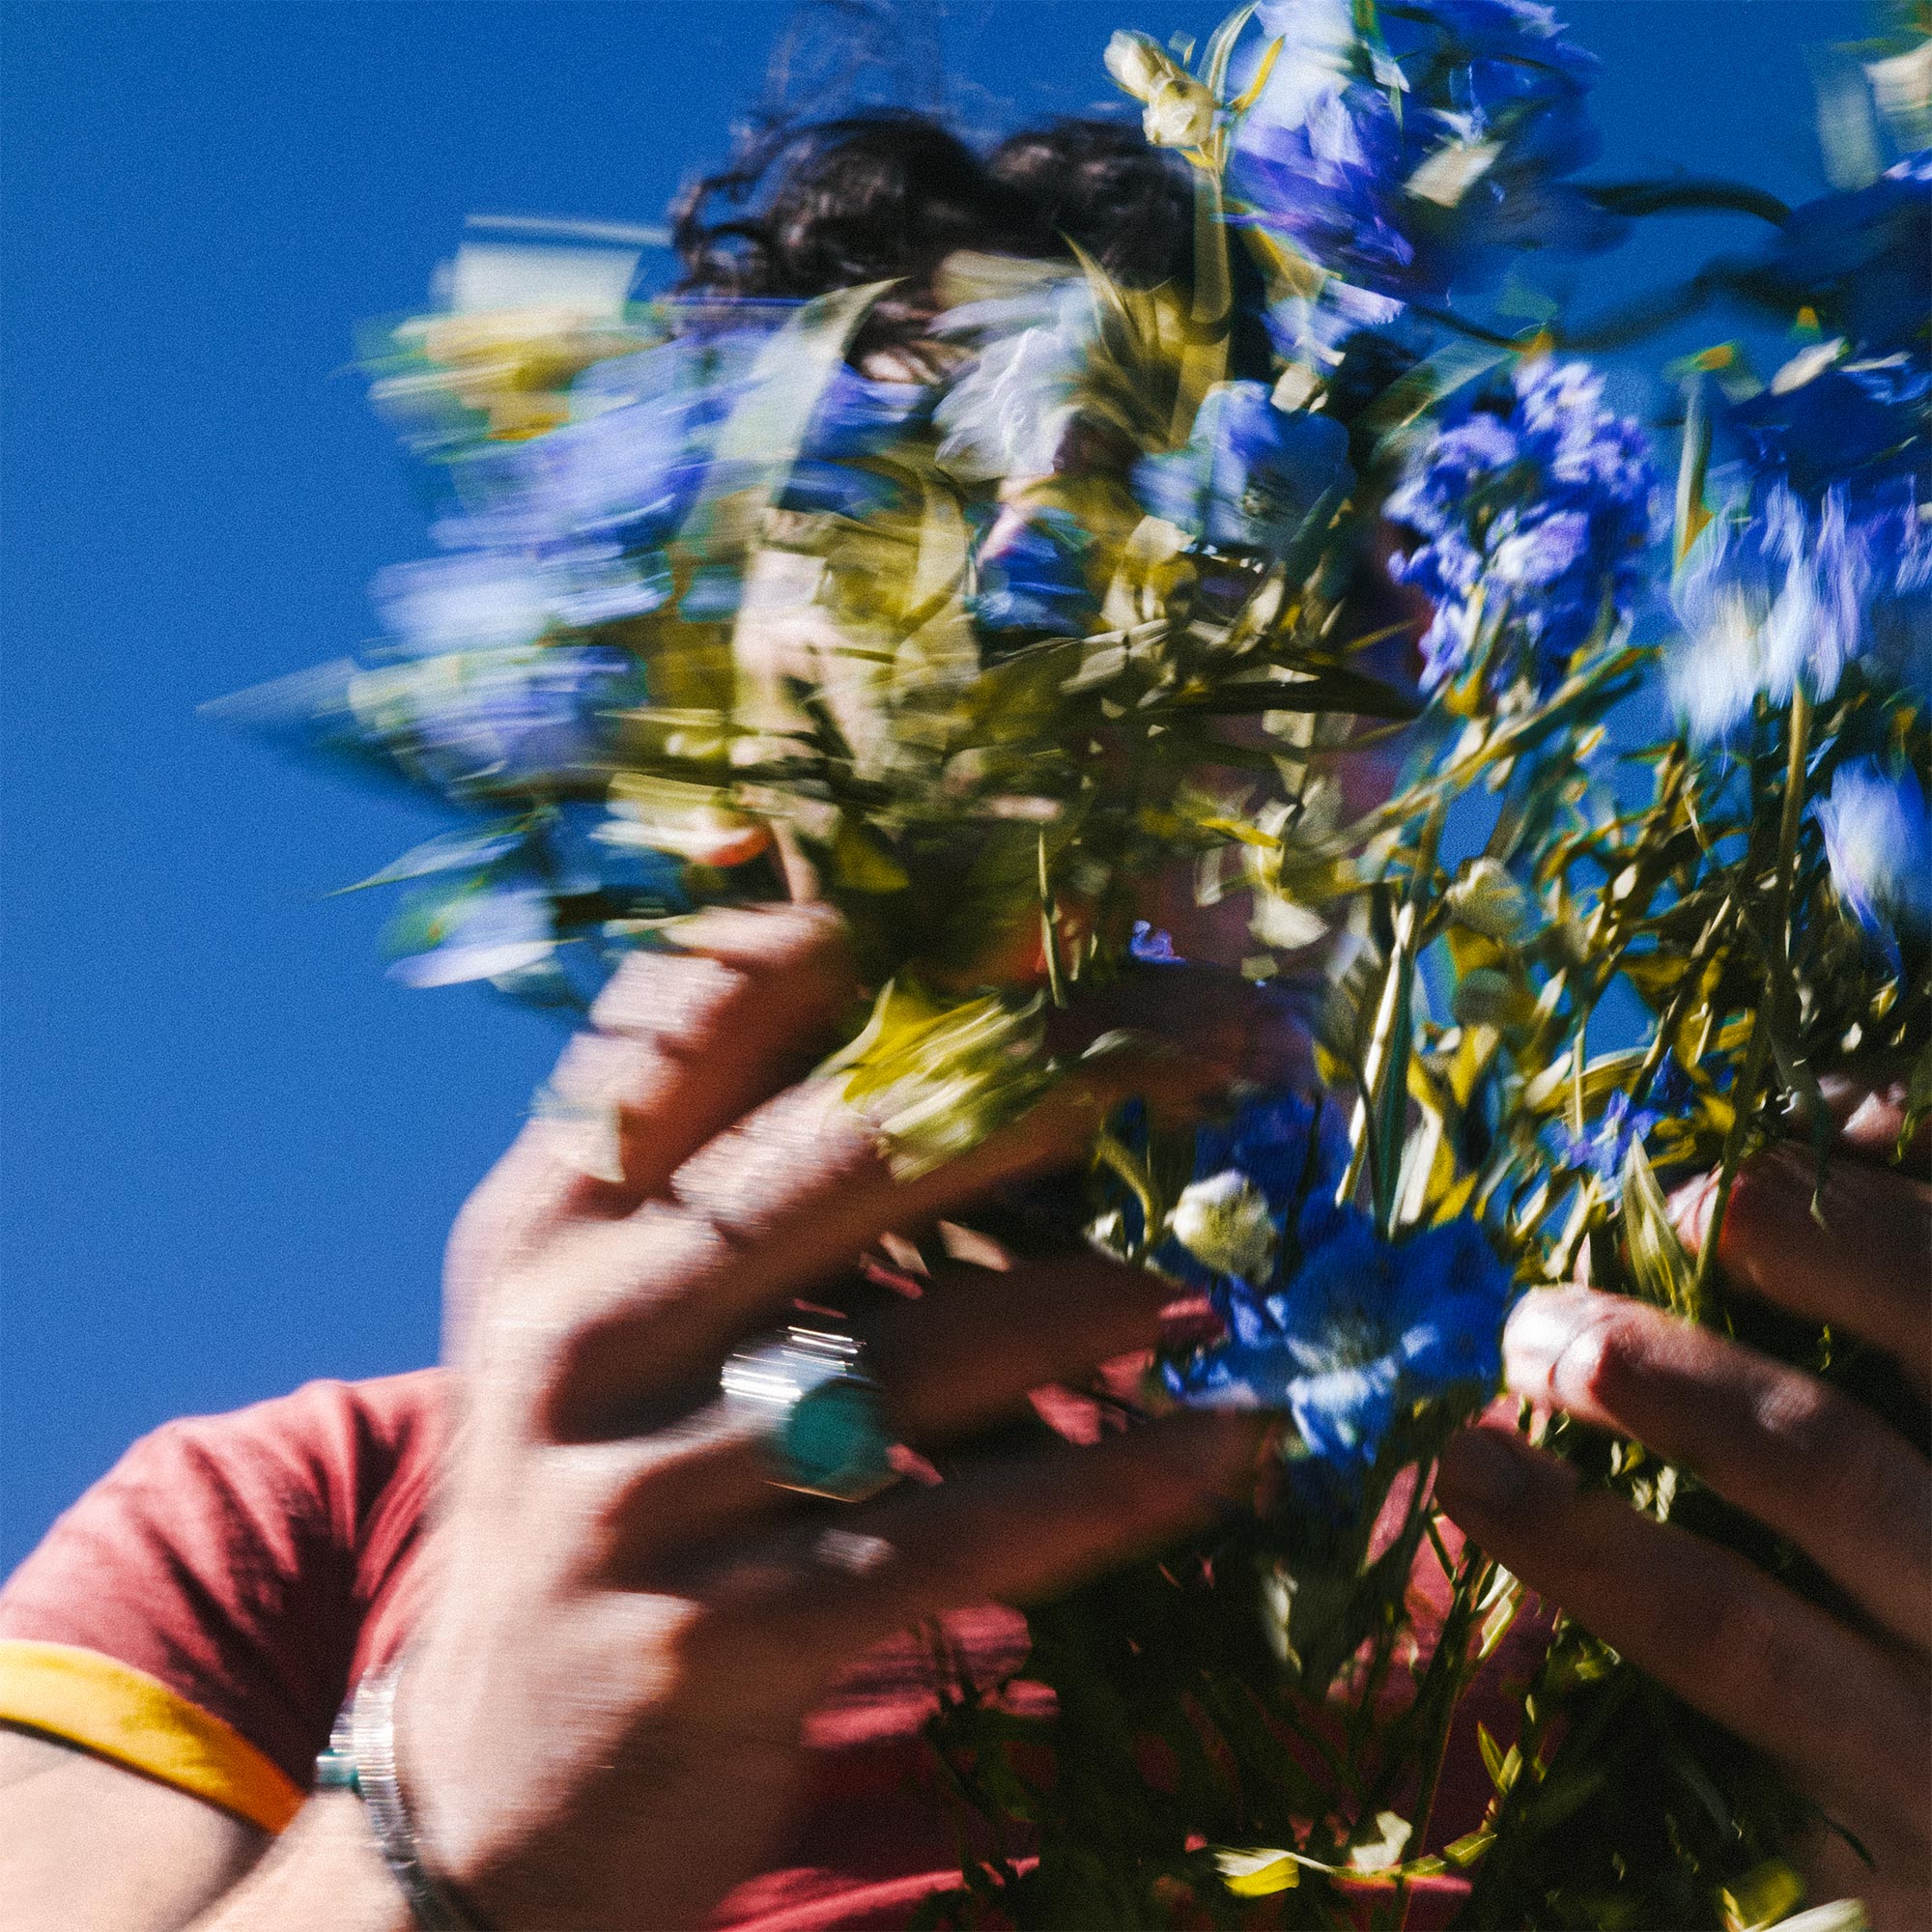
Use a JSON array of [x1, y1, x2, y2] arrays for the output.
[[722, 1324, 898, 1503]]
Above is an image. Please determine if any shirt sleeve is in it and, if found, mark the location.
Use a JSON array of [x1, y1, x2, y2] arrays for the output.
[[0, 1374, 438, 1832]]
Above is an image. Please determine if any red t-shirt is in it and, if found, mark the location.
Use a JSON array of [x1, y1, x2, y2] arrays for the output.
[[0, 1373, 1523, 1928]]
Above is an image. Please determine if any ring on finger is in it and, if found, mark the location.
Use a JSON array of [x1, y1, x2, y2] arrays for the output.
[[722, 1324, 899, 1503]]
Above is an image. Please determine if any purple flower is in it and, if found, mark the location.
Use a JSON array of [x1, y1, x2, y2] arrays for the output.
[[1550, 1088, 1662, 1197], [1815, 757, 1932, 951], [1132, 382, 1353, 556], [1387, 357, 1660, 695]]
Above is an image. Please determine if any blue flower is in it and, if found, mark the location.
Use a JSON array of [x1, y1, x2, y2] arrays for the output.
[[1549, 1088, 1662, 1196], [386, 882, 556, 989], [1128, 921, 1181, 962], [1165, 1191, 1513, 1494], [1731, 153, 1932, 357], [1648, 1049, 1694, 1120], [1387, 357, 1659, 695], [1668, 473, 1929, 740], [1666, 324, 1929, 739], [1723, 355, 1930, 506], [443, 329, 768, 561], [1155, 1089, 1512, 1498], [1132, 382, 1353, 557], [426, 324, 933, 613], [1229, 0, 1614, 307], [349, 643, 645, 797], [970, 508, 1098, 639], [1815, 756, 1932, 952]]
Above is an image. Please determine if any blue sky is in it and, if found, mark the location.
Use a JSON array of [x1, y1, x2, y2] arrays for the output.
[[1, 0, 1872, 1570]]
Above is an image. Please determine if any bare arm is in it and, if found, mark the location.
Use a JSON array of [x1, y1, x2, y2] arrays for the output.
[[0, 1726, 267, 1932]]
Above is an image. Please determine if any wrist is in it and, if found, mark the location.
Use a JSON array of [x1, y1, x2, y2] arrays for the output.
[[186, 1793, 419, 1932], [321, 1664, 494, 1932]]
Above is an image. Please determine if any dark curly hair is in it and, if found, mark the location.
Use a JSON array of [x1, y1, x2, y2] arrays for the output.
[[670, 110, 1274, 376], [670, 111, 1051, 356], [989, 117, 1274, 378], [987, 117, 1196, 291]]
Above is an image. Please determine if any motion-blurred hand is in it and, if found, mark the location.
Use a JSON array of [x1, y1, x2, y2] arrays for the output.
[[402, 904, 1267, 1930]]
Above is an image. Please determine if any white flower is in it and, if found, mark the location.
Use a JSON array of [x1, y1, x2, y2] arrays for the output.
[[1103, 29, 1176, 103], [931, 279, 1094, 484], [1104, 28, 1217, 150], [1171, 1170, 1277, 1282], [1142, 71, 1219, 150]]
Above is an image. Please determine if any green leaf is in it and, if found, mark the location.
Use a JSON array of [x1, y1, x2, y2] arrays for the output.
[[1718, 1858, 1805, 1931], [1898, 1035, 1932, 1163], [1621, 1136, 1695, 1315], [327, 822, 528, 895], [1477, 1720, 1511, 1793], [1200, 0, 1259, 94]]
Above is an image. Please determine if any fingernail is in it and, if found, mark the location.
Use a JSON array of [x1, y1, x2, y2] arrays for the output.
[[1841, 1089, 1900, 1151], [1501, 1290, 1589, 1396], [1435, 1428, 1530, 1513]]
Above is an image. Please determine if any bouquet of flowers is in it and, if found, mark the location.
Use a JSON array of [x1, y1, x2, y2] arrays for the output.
[[224, 2, 1928, 1923]]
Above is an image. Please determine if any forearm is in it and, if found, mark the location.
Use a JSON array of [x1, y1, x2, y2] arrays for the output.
[[188, 1793, 417, 1932]]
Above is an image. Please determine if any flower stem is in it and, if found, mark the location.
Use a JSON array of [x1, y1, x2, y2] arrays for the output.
[[1340, 803, 1445, 1216], [1691, 683, 1813, 1312]]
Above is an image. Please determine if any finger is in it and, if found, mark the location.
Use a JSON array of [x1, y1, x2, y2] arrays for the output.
[[469, 904, 857, 1236], [530, 1042, 1226, 1437], [1435, 1420, 1928, 1819], [557, 1252, 1179, 1566], [709, 1409, 1267, 1703], [1500, 1287, 1932, 1650], [1788, 1070, 1932, 1175], [1044, 962, 1315, 1094], [1673, 1142, 1932, 1389], [865, 1252, 1174, 1439]]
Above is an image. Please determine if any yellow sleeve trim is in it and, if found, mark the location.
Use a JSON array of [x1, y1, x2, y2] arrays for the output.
[[0, 1638, 304, 1832]]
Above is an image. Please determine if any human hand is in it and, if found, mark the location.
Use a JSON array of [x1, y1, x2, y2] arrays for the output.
[[402, 905, 1268, 1931], [1435, 1084, 1931, 1926]]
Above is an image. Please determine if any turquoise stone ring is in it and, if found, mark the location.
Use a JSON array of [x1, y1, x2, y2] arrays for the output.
[[721, 1324, 898, 1503]]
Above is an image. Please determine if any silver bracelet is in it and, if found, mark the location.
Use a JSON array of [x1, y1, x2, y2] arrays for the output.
[[316, 1663, 488, 1931]]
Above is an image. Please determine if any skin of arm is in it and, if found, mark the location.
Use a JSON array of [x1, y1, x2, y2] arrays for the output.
[[0, 1725, 270, 1932]]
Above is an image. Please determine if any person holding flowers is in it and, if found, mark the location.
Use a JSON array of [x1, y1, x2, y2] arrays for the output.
[[2, 5, 1927, 1927]]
